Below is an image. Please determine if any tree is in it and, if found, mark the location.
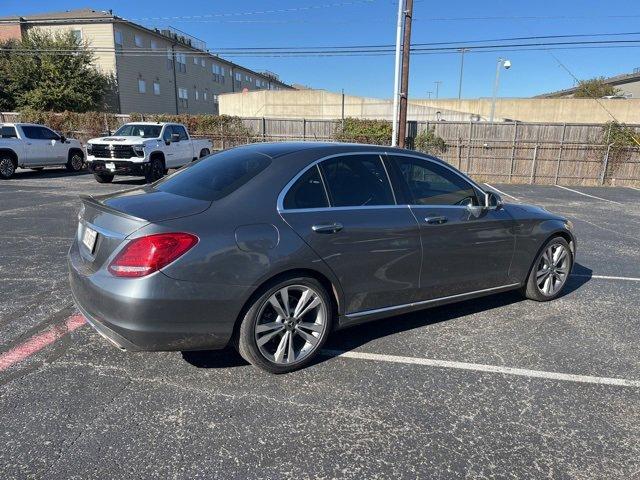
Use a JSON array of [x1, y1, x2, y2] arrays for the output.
[[573, 77, 621, 98], [1, 30, 111, 112]]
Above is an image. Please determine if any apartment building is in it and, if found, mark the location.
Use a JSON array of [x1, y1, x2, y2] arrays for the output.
[[0, 8, 293, 114]]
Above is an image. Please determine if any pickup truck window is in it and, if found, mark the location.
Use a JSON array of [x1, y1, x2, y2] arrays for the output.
[[114, 124, 162, 138], [155, 149, 271, 201], [0, 126, 17, 138], [162, 126, 173, 142], [22, 126, 60, 140], [173, 125, 189, 141]]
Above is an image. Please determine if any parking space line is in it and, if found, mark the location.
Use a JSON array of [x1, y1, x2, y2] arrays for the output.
[[0, 315, 85, 372], [483, 183, 520, 202], [322, 350, 640, 388], [573, 274, 640, 282], [626, 186, 640, 192], [555, 185, 622, 204]]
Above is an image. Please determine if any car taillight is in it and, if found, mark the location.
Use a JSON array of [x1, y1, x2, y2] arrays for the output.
[[108, 232, 198, 278]]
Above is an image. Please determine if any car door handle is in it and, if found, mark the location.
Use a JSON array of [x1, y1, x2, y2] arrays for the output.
[[425, 216, 448, 225], [312, 222, 343, 234]]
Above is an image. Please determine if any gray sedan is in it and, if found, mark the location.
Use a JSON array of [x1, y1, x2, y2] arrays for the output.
[[68, 142, 576, 373]]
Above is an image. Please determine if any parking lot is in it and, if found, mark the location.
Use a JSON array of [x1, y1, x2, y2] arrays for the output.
[[1, 167, 639, 479]]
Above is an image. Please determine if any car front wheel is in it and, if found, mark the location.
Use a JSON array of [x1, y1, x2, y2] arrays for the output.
[[236, 277, 333, 373], [0, 155, 16, 179], [94, 173, 114, 183], [66, 151, 84, 172], [523, 236, 573, 301]]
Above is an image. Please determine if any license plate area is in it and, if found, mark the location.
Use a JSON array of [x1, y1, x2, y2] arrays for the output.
[[105, 162, 115, 171], [82, 226, 98, 253]]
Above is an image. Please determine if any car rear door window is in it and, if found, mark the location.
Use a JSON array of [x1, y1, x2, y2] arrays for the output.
[[283, 165, 329, 210], [390, 155, 480, 206], [319, 155, 395, 207], [21, 126, 43, 139], [0, 126, 17, 138]]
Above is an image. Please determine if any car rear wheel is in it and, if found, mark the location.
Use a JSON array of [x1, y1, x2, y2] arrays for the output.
[[199, 148, 210, 158], [145, 157, 164, 183], [0, 155, 16, 179], [66, 151, 84, 172], [94, 173, 114, 183], [523, 236, 572, 301], [236, 277, 333, 373]]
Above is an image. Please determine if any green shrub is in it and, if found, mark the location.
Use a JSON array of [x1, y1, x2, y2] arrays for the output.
[[414, 127, 447, 154]]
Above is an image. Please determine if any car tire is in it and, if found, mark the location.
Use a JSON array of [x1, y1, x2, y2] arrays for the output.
[[0, 155, 16, 179], [199, 148, 210, 158], [94, 173, 114, 183], [236, 276, 333, 374], [66, 151, 84, 172], [145, 157, 164, 183], [522, 236, 573, 301]]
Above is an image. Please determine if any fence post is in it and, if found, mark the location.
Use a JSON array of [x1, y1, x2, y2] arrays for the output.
[[303, 119, 306, 140], [261, 117, 266, 141], [600, 144, 611, 185], [456, 137, 462, 170], [530, 144, 539, 184], [465, 120, 473, 174], [554, 123, 567, 185], [509, 122, 518, 182]]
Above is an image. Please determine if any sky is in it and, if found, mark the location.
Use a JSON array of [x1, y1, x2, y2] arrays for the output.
[[3, 0, 640, 100]]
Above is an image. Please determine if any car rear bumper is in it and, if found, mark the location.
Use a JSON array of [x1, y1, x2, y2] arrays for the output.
[[87, 159, 149, 177], [68, 239, 248, 351]]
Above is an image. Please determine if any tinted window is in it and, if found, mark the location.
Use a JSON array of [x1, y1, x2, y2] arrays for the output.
[[0, 126, 17, 138], [283, 165, 329, 210], [155, 149, 271, 201], [162, 126, 173, 142], [173, 125, 188, 141], [21, 126, 42, 139], [114, 124, 162, 138], [39, 127, 60, 140], [320, 155, 395, 207], [391, 156, 479, 206]]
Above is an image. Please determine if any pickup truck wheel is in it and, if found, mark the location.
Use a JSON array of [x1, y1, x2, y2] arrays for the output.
[[94, 173, 114, 183], [66, 151, 84, 172], [145, 157, 164, 183], [0, 155, 16, 179], [199, 148, 210, 158]]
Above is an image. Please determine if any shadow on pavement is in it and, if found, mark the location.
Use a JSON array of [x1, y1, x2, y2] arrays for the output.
[[181, 262, 592, 370]]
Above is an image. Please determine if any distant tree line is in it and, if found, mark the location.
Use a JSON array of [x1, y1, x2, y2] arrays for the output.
[[0, 30, 112, 112]]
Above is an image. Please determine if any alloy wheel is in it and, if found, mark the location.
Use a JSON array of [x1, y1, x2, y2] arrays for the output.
[[254, 285, 327, 365], [536, 243, 570, 296], [0, 158, 15, 178], [71, 154, 83, 171]]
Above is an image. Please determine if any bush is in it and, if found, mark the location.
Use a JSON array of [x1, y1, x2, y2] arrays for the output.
[[333, 118, 391, 145], [414, 127, 447, 154]]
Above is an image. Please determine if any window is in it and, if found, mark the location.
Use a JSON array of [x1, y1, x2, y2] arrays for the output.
[[114, 29, 123, 49], [212, 64, 225, 83], [114, 124, 162, 138], [176, 53, 186, 73], [283, 166, 329, 210], [235, 72, 242, 82], [178, 88, 188, 99], [22, 126, 60, 140], [204, 90, 208, 101], [151, 40, 158, 50], [193, 56, 198, 65], [71, 29, 82, 42], [320, 155, 395, 207], [194, 88, 199, 101], [134, 34, 143, 48], [0, 126, 17, 138], [166, 48, 174, 70], [162, 126, 174, 142], [213, 94, 219, 103], [390, 155, 480, 206], [201, 59, 206, 67], [153, 81, 160, 95], [245, 75, 250, 82], [138, 79, 146, 94], [172, 125, 189, 141], [155, 149, 271, 201]]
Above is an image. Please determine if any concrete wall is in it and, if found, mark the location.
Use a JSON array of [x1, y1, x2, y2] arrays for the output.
[[219, 90, 488, 121], [0, 22, 23, 42], [412, 98, 640, 124]]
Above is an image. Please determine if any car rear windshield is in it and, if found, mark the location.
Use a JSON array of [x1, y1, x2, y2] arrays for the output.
[[114, 124, 162, 138], [154, 149, 271, 201]]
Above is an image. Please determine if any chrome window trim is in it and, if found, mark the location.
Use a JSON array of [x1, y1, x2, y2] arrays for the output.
[[278, 150, 488, 213], [277, 151, 399, 213], [346, 283, 521, 319]]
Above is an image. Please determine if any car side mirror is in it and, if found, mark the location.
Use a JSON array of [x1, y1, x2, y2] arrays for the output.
[[171, 133, 181, 143], [484, 191, 503, 210], [59, 135, 66, 143]]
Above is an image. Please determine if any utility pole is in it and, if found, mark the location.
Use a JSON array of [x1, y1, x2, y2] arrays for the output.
[[391, 0, 405, 147], [397, 0, 413, 149], [434, 80, 442, 99], [457, 48, 469, 99]]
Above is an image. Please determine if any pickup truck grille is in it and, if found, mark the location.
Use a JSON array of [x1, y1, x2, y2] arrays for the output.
[[91, 144, 137, 159]]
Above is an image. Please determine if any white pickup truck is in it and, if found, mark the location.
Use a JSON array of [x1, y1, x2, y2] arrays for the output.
[[0, 123, 84, 179], [85, 122, 212, 183]]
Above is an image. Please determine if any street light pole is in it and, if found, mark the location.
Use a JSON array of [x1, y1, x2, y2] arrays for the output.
[[490, 58, 511, 123], [397, 0, 414, 149], [434, 81, 442, 99], [391, 0, 405, 147], [457, 48, 469, 100]]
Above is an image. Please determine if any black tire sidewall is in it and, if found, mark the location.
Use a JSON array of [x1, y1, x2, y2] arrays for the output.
[[67, 152, 84, 172], [525, 236, 573, 301], [237, 276, 333, 374], [94, 173, 114, 183], [0, 156, 16, 179], [146, 158, 164, 183]]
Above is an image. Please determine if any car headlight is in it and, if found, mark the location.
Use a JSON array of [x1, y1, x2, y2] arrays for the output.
[[86, 144, 93, 154], [565, 220, 574, 230], [133, 144, 145, 156]]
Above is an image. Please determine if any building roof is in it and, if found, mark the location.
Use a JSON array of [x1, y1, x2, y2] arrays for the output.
[[536, 70, 640, 98], [0, 8, 292, 89]]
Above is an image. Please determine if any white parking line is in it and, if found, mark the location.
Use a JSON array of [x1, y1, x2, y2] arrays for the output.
[[573, 274, 640, 282], [627, 186, 640, 192], [321, 350, 640, 388], [483, 183, 520, 202], [555, 185, 621, 204]]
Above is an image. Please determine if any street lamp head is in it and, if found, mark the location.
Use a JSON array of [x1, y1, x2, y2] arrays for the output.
[[503, 59, 512, 69]]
